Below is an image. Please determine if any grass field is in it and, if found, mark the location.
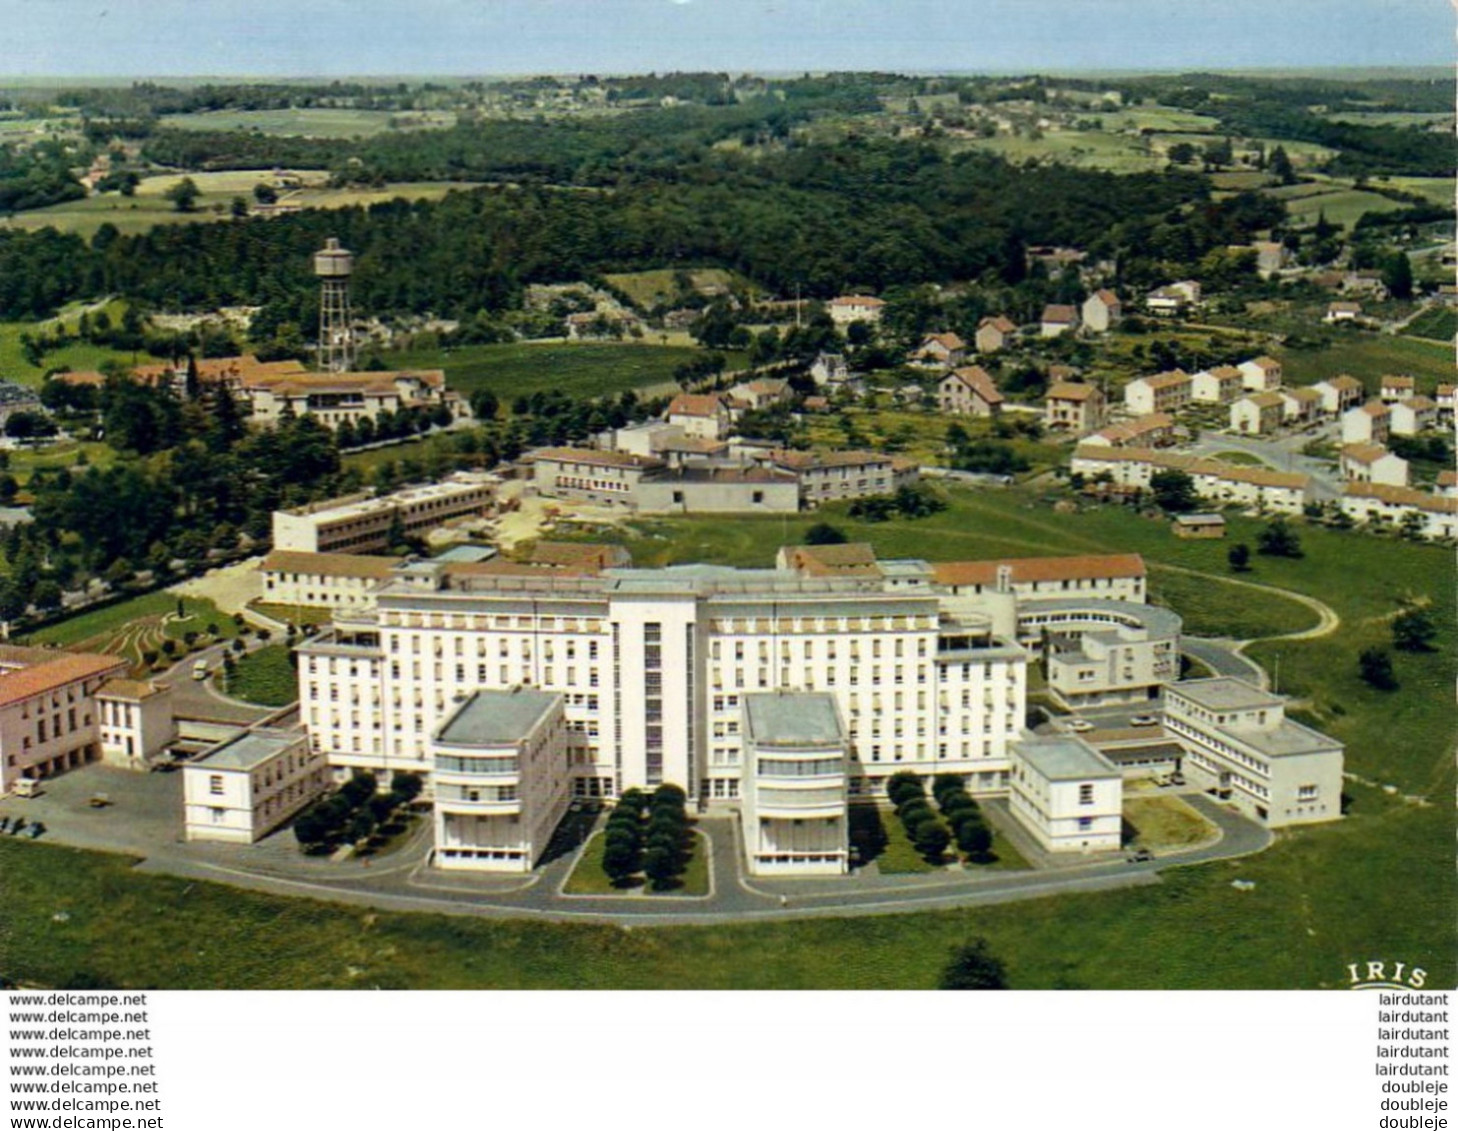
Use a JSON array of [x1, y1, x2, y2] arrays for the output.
[[3, 440, 118, 483], [0, 321, 138, 387], [384, 340, 749, 401], [603, 268, 740, 310], [951, 129, 1162, 173], [224, 643, 298, 707], [1380, 176, 1458, 206], [1277, 185, 1408, 230], [157, 108, 455, 138], [1276, 335, 1454, 394]]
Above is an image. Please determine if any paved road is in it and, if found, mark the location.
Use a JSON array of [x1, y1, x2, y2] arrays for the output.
[[160, 642, 276, 726], [1187, 424, 1343, 502], [1182, 636, 1268, 684], [0, 764, 1275, 928]]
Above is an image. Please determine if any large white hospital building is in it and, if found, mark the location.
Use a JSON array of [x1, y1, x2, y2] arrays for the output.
[[293, 542, 1342, 870]]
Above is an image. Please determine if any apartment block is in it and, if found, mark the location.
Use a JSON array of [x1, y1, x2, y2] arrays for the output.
[[272, 472, 497, 554]]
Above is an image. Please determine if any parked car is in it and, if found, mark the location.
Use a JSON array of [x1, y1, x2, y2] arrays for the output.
[[1126, 847, 1154, 863], [1129, 714, 1159, 727], [192, 659, 210, 681], [1065, 718, 1095, 733], [1168, 772, 1186, 786]]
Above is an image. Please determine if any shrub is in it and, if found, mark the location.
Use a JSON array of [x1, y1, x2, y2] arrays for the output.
[[938, 939, 1009, 989]]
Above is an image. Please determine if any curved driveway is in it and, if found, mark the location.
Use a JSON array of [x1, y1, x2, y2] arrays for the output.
[[124, 795, 1272, 927]]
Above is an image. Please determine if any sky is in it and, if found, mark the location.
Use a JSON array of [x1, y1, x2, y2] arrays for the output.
[[2, 0, 1451, 78]]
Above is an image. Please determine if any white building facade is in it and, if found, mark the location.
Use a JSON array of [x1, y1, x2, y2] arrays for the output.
[[183, 728, 328, 843]]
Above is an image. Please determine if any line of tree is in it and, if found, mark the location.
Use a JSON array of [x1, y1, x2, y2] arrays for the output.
[[933, 774, 995, 861], [601, 783, 695, 890], [886, 771, 952, 863], [292, 769, 423, 854]]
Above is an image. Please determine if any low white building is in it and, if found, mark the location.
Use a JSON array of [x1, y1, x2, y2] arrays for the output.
[[430, 687, 571, 872], [1072, 447, 1310, 515], [827, 295, 884, 326], [1190, 366, 1244, 405], [1279, 387, 1323, 423], [0, 648, 129, 794], [1379, 376, 1416, 404], [1039, 601, 1181, 709], [1163, 678, 1343, 828], [271, 472, 498, 554], [260, 550, 404, 610], [96, 679, 175, 768], [1237, 356, 1282, 392], [1389, 397, 1436, 437], [1341, 401, 1391, 446], [183, 727, 328, 844], [1340, 483, 1458, 540], [1311, 375, 1364, 416], [740, 691, 849, 876], [666, 393, 732, 441], [1339, 444, 1408, 488], [1124, 370, 1191, 416], [1230, 392, 1285, 435], [1009, 735, 1123, 853]]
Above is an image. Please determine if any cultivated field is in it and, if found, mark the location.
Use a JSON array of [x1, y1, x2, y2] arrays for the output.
[[1276, 335, 1454, 392], [23, 592, 238, 678], [156, 107, 456, 138]]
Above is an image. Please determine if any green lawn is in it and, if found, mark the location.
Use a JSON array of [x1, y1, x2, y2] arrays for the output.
[[1277, 336, 1455, 394], [0, 321, 138, 387], [848, 804, 936, 873], [562, 828, 708, 895], [1123, 796, 1218, 851], [250, 602, 336, 627], [225, 643, 299, 707], [384, 340, 749, 401]]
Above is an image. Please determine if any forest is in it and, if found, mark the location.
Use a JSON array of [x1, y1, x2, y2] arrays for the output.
[[0, 139, 1261, 323]]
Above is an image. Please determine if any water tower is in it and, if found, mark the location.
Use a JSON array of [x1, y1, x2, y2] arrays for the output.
[[314, 237, 355, 372]]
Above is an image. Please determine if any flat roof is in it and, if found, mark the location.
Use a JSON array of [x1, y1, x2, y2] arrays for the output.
[[1014, 735, 1119, 781], [1168, 677, 1282, 711], [196, 727, 303, 772], [436, 688, 560, 747], [434, 545, 498, 563], [743, 692, 844, 747]]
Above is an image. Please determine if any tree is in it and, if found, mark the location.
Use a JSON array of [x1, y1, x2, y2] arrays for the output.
[[1392, 607, 1436, 652], [804, 522, 847, 545], [1358, 647, 1398, 691], [956, 816, 994, 859], [1268, 145, 1296, 185], [642, 844, 681, 890], [912, 817, 951, 861], [391, 771, 424, 804], [1257, 519, 1303, 559], [1227, 542, 1251, 572], [165, 177, 201, 213], [938, 939, 1009, 989], [252, 182, 278, 205], [1149, 469, 1198, 514], [1383, 252, 1414, 301], [32, 580, 62, 613], [602, 835, 642, 886]]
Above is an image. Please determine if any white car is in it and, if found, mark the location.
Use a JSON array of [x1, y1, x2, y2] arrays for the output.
[[1065, 718, 1095, 733], [1129, 714, 1159, 727]]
